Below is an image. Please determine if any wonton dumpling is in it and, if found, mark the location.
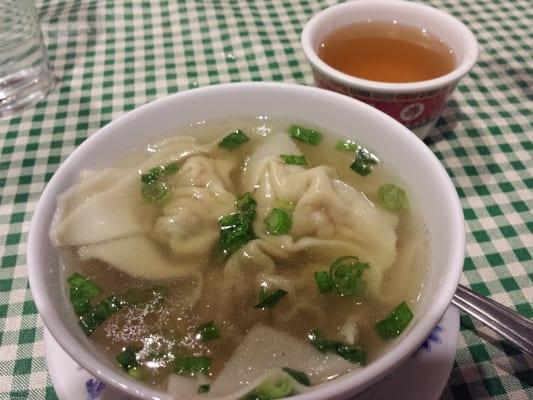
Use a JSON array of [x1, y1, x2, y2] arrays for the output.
[[242, 133, 399, 297], [51, 138, 234, 280], [153, 156, 237, 259]]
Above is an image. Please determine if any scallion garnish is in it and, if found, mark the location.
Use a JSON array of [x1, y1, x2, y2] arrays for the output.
[[280, 154, 308, 166], [161, 162, 179, 176], [141, 163, 179, 184], [254, 289, 288, 309], [259, 286, 270, 302], [308, 329, 366, 365], [79, 295, 124, 335], [314, 271, 334, 294], [264, 208, 292, 235], [244, 376, 293, 400], [141, 165, 165, 184], [329, 256, 369, 296], [198, 384, 211, 394], [236, 191, 257, 214], [335, 139, 358, 152], [375, 301, 414, 340], [116, 345, 140, 371], [219, 129, 249, 150], [216, 192, 257, 258], [140, 163, 179, 203], [196, 321, 221, 341], [350, 147, 379, 176], [69, 287, 92, 316], [336, 344, 367, 365], [377, 184, 408, 212], [67, 273, 101, 316], [141, 181, 171, 203], [68, 273, 101, 298], [174, 356, 212, 376], [288, 124, 322, 145], [273, 199, 295, 212], [282, 367, 311, 386]]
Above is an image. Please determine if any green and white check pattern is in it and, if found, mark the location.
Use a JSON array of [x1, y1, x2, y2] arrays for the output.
[[0, 0, 531, 399]]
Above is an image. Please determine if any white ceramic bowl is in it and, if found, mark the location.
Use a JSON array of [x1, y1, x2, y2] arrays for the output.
[[27, 82, 464, 400]]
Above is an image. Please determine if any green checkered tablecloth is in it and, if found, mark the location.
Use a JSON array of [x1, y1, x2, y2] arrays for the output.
[[1, 0, 531, 399]]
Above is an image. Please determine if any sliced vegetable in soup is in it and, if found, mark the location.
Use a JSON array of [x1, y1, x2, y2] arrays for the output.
[[50, 117, 427, 398]]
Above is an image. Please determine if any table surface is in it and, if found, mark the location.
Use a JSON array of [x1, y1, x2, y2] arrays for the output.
[[1, 0, 531, 399]]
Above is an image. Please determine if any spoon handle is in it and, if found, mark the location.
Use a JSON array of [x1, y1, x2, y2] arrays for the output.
[[452, 284, 533, 357]]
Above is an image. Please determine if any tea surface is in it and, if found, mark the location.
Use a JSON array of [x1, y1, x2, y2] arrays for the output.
[[318, 21, 455, 83]]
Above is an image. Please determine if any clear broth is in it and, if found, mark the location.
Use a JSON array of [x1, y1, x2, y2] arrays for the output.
[[61, 117, 427, 390]]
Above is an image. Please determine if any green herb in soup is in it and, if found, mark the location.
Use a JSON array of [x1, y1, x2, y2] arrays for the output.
[[51, 117, 426, 397]]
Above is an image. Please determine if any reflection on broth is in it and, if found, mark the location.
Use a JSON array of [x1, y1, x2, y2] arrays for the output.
[[51, 117, 427, 398]]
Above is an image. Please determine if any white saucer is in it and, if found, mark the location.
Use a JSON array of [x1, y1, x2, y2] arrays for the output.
[[44, 306, 458, 400]]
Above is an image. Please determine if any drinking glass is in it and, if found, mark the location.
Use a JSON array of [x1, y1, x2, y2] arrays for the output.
[[0, 0, 56, 117]]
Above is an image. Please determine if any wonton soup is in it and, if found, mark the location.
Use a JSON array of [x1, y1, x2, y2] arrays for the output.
[[50, 117, 427, 399]]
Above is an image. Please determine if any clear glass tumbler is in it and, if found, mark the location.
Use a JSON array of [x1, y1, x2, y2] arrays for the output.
[[0, 0, 56, 117]]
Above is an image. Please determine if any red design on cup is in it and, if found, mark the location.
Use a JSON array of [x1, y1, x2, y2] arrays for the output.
[[313, 70, 455, 130]]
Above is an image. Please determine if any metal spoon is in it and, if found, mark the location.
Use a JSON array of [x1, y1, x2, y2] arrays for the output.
[[452, 284, 533, 356]]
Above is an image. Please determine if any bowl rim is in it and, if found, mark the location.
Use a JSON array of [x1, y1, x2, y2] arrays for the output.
[[27, 81, 465, 400], [301, 0, 479, 93]]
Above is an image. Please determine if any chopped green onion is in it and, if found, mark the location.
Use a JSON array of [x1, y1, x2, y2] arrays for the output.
[[329, 256, 369, 296], [378, 184, 408, 212], [123, 286, 167, 308], [141, 181, 171, 203], [174, 356, 212, 376], [280, 154, 308, 166], [217, 193, 257, 258], [350, 147, 379, 176], [273, 199, 295, 212], [69, 287, 92, 316], [219, 129, 249, 150], [67, 273, 101, 316], [308, 329, 366, 365], [67, 273, 101, 298], [375, 301, 414, 340], [141, 163, 180, 184], [198, 384, 211, 394], [264, 208, 292, 235], [117, 345, 140, 371], [236, 192, 257, 214], [79, 295, 124, 335], [141, 165, 165, 184], [259, 286, 270, 302], [307, 329, 339, 354], [282, 367, 310, 386], [314, 271, 334, 294], [336, 344, 367, 365], [245, 376, 293, 400], [128, 366, 143, 380], [335, 139, 358, 152], [254, 289, 288, 309], [162, 162, 179, 176], [196, 321, 221, 341], [288, 124, 322, 145]]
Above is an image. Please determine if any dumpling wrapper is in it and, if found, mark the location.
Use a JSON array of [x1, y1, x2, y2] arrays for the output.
[[78, 236, 200, 280], [208, 324, 354, 396], [51, 136, 212, 248], [51, 170, 155, 247], [243, 132, 399, 297]]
